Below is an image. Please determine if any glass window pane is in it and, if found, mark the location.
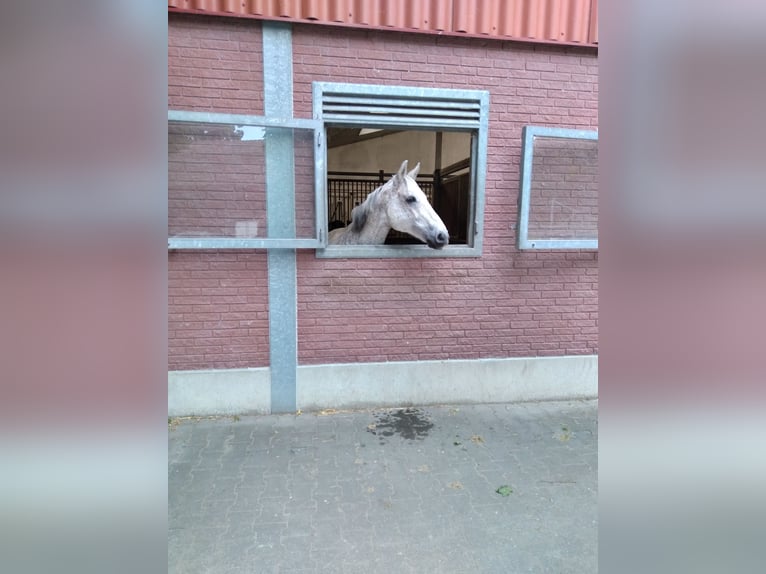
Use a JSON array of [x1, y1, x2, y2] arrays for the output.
[[527, 136, 598, 241], [168, 121, 316, 240]]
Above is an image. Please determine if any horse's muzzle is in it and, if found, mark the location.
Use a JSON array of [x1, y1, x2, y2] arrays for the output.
[[427, 231, 449, 249]]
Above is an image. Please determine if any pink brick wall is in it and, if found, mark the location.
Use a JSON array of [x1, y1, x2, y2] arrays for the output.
[[168, 15, 264, 114], [168, 14, 598, 370], [169, 16, 270, 370], [168, 251, 269, 370]]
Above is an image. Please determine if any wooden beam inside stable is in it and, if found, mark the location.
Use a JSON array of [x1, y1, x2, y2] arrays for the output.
[[435, 131, 443, 171], [326, 127, 402, 148]]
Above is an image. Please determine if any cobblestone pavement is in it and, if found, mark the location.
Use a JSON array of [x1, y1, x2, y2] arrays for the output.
[[169, 400, 597, 573]]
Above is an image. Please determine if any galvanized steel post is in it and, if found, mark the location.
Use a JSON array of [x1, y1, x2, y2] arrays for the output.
[[263, 22, 297, 413]]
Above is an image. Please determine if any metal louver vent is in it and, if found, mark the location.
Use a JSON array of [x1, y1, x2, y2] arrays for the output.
[[315, 82, 487, 130]]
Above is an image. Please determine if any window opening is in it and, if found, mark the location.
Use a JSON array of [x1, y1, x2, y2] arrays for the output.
[[313, 82, 489, 258], [325, 128, 472, 246]]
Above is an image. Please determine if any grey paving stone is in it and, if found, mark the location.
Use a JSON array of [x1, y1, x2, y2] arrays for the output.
[[169, 399, 597, 573]]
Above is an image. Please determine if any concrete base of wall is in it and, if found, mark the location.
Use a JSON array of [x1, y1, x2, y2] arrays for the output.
[[168, 368, 271, 416], [168, 355, 597, 416]]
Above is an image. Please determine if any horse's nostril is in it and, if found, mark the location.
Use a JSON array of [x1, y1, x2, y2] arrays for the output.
[[427, 230, 448, 249]]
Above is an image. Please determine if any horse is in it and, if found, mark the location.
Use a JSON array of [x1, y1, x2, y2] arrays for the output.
[[328, 160, 449, 249]]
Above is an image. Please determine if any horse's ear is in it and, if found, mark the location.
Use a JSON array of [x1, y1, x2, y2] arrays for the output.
[[350, 203, 368, 233], [407, 162, 421, 179], [396, 160, 408, 181]]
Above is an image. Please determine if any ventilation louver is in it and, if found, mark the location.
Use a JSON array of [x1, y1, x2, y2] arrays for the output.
[[315, 83, 485, 129]]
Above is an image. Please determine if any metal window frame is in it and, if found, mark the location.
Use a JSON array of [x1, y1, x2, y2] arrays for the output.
[[517, 125, 599, 250], [313, 82, 489, 259], [167, 110, 326, 250]]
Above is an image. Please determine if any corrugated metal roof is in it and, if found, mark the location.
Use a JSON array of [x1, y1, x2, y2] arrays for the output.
[[168, 0, 598, 46]]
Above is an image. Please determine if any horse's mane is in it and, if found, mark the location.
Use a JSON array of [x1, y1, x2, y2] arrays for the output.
[[349, 200, 368, 233], [349, 178, 394, 234]]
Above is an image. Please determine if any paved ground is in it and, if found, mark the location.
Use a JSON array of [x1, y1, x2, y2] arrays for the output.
[[169, 400, 597, 573]]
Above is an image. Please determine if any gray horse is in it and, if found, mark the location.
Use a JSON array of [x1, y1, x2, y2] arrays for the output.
[[328, 160, 449, 249]]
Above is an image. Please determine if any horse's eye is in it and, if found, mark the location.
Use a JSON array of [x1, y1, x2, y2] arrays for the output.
[[406, 195, 417, 204]]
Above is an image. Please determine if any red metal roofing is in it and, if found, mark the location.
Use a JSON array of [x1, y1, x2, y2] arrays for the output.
[[168, 0, 599, 47]]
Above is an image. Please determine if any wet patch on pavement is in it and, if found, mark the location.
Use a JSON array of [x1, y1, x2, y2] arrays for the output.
[[366, 408, 434, 444]]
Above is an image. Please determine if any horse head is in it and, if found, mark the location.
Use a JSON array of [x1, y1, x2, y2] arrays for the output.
[[383, 160, 449, 249]]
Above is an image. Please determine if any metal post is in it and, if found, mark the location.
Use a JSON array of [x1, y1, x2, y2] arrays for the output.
[[263, 22, 297, 413]]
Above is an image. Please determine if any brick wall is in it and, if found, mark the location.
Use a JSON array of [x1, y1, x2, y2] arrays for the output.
[[169, 16, 270, 370], [168, 13, 598, 370], [168, 15, 264, 115]]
